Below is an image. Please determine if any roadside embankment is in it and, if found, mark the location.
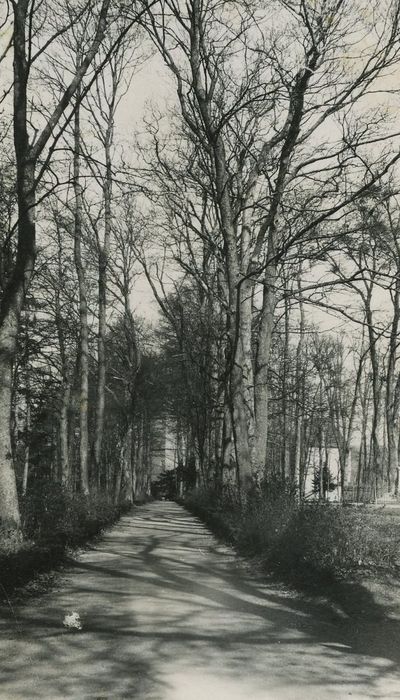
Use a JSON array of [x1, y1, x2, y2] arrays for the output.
[[0, 481, 133, 598], [184, 485, 400, 620]]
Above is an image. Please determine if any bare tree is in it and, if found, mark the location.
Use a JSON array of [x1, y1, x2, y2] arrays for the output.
[[140, 0, 400, 489]]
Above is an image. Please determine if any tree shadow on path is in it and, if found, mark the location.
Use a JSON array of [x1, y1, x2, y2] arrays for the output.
[[0, 502, 399, 699]]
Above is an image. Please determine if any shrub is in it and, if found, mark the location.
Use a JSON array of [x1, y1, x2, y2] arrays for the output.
[[185, 484, 400, 581], [0, 481, 131, 595], [184, 486, 241, 541], [20, 480, 128, 546]]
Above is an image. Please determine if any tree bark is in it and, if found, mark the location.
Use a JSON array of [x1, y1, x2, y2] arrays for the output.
[[94, 121, 113, 484], [282, 289, 290, 479], [293, 274, 305, 496], [365, 294, 382, 495], [123, 427, 134, 504], [54, 219, 72, 488], [73, 95, 90, 496], [254, 239, 277, 473], [386, 283, 400, 493], [22, 341, 31, 497], [0, 1, 37, 526]]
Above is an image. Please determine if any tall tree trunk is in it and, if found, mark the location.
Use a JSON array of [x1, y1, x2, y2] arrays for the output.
[[114, 455, 123, 505], [73, 94, 89, 496], [281, 289, 290, 479], [340, 349, 364, 501], [293, 274, 305, 496], [221, 391, 235, 483], [59, 384, 71, 486], [386, 284, 400, 493], [0, 1, 38, 525], [187, 6, 252, 482], [122, 426, 134, 504], [55, 220, 72, 488], [0, 154, 35, 521], [366, 297, 382, 497], [22, 409, 30, 497], [254, 240, 277, 473], [238, 197, 256, 469], [22, 345, 31, 497], [134, 414, 144, 500], [94, 126, 113, 484], [358, 375, 370, 501], [396, 434, 400, 496]]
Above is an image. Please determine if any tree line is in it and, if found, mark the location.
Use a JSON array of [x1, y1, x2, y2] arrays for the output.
[[135, 1, 400, 502], [2, 0, 400, 533]]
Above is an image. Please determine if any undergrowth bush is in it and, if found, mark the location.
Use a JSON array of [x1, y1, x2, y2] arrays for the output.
[[185, 482, 400, 581], [0, 481, 131, 594], [21, 480, 125, 547]]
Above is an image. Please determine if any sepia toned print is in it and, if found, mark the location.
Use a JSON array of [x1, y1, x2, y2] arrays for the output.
[[1, 1, 400, 698]]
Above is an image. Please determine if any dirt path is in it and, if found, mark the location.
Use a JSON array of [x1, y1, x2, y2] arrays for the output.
[[0, 502, 400, 699]]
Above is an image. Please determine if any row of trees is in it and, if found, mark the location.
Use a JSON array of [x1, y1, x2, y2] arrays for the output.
[[0, 0, 164, 528], [133, 0, 400, 500], [2, 0, 400, 533], [150, 194, 400, 502]]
